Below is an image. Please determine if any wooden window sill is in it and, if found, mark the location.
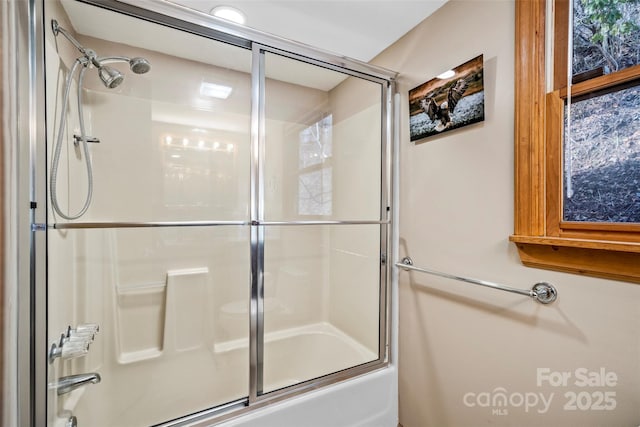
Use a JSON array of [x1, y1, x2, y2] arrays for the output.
[[510, 235, 640, 283]]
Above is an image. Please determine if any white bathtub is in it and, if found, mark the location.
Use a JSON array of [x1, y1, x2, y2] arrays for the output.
[[213, 365, 398, 427], [216, 322, 378, 393], [63, 322, 380, 427]]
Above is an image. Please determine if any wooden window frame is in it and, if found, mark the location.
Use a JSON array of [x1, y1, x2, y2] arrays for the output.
[[510, 0, 640, 283]]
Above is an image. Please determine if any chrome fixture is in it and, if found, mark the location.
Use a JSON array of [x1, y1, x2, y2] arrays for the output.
[[97, 65, 123, 88], [49, 324, 100, 364], [51, 219, 388, 230], [51, 20, 151, 88], [66, 416, 78, 427], [396, 256, 558, 304], [73, 134, 100, 145], [49, 19, 151, 220], [52, 20, 122, 89], [48, 339, 89, 364], [129, 56, 152, 74], [50, 373, 102, 396], [69, 323, 100, 335]]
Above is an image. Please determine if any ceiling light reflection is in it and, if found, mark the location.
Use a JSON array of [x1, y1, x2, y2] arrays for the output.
[[436, 70, 455, 79], [162, 133, 236, 153], [210, 6, 246, 25], [199, 82, 233, 99]]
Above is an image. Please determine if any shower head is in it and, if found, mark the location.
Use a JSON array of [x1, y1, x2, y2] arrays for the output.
[[93, 56, 151, 89], [52, 20, 151, 89], [129, 57, 151, 74], [98, 65, 124, 89]]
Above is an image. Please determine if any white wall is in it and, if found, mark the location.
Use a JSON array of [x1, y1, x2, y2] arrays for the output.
[[370, 1, 640, 426]]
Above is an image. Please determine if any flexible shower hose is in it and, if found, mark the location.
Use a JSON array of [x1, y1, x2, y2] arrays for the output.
[[50, 59, 94, 220]]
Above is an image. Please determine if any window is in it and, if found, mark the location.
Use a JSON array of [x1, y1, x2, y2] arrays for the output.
[[563, 84, 640, 223], [563, 0, 640, 224], [298, 115, 333, 216], [511, 0, 640, 283]]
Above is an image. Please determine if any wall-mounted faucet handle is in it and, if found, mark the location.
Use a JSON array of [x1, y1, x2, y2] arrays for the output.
[[64, 323, 99, 342], [49, 343, 89, 363], [67, 330, 95, 341], [49, 339, 90, 364], [67, 323, 99, 336], [63, 335, 93, 346], [61, 343, 90, 359], [76, 323, 99, 332], [50, 324, 100, 363]]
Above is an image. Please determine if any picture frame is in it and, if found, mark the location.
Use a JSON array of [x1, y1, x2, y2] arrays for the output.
[[409, 54, 485, 142]]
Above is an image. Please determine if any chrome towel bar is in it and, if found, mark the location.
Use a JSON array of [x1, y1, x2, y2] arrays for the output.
[[396, 256, 557, 304]]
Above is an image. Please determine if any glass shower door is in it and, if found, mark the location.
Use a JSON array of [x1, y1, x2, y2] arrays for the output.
[[44, 2, 253, 425], [260, 51, 388, 393], [40, 2, 393, 425]]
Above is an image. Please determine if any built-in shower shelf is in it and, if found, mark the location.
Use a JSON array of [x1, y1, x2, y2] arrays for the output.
[[115, 268, 210, 364]]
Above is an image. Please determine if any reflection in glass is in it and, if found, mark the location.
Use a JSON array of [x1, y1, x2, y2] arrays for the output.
[[298, 115, 333, 216], [159, 125, 240, 212], [299, 115, 332, 169], [299, 168, 332, 216]]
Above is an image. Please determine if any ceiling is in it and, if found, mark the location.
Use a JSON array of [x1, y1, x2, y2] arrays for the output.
[[166, 0, 448, 62], [62, 0, 447, 91], [55, 1, 450, 159]]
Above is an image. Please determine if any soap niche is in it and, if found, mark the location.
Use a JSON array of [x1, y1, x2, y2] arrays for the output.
[[115, 282, 166, 364]]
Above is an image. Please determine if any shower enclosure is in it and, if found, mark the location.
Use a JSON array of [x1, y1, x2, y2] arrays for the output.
[[18, 0, 396, 425]]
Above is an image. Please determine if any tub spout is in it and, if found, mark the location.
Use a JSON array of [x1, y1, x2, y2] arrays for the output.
[[51, 373, 101, 395]]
